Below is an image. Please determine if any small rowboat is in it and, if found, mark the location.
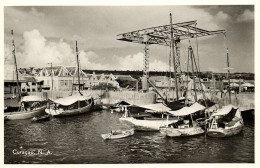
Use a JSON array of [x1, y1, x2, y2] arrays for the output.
[[101, 129, 134, 140], [32, 114, 51, 122]]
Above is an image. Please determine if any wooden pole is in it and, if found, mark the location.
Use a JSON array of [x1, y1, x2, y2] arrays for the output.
[[189, 46, 197, 102], [76, 41, 81, 95], [170, 13, 179, 101], [11, 30, 21, 101], [226, 47, 231, 104], [51, 63, 53, 90]]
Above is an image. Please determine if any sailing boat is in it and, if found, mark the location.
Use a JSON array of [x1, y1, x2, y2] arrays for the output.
[[45, 41, 94, 117], [119, 103, 178, 131], [207, 104, 243, 137], [159, 102, 205, 137], [4, 30, 47, 120], [207, 46, 244, 137]]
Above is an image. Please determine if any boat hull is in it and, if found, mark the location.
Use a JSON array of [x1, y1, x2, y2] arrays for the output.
[[101, 129, 134, 140], [45, 103, 93, 117], [207, 120, 244, 137], [160, 126, 204, 137], [119, 117, 177, 131], [4, 106, 46, 120]]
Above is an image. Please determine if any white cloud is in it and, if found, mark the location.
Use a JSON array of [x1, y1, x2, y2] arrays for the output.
[[215, 11, 230, 23], [5, 29, 168, 71], [237, 9, 254, 22]]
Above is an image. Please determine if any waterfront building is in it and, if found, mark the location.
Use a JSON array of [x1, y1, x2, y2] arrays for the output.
[[35, 65, 120, 91]]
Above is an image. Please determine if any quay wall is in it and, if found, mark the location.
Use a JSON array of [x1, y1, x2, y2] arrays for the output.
[[212, 92, 254, 111], [28, 90, 156, 105]]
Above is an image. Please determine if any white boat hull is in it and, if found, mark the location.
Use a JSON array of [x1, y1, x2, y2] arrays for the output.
[[101, 129, 134, 140], [207, 119, 244, 137], [45, 103, 93, 117], [160, 126, 204, 137], [119, 117, 177, 131], [4, 106, 46, 120]]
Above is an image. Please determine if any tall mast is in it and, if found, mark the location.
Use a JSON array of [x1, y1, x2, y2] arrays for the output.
[[189, 46, 197, 102], [76, 41, 81, 94], [226, 47, 231, 104], [170, 12, 179, 100], [11, 30, 21, 100]]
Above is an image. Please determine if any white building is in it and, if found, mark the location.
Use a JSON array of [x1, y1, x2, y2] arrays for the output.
[[35, 66, 119, 91]]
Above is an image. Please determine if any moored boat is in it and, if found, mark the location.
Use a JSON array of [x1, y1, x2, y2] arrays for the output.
[[4, 95, 47, 120], [45, 41, 94, 117], [45, 95, 94, 117], [101, 129, 134, 140], [159, 102, 205, 137], [119, 103, 177, 131], [207, 104, 244, 138]]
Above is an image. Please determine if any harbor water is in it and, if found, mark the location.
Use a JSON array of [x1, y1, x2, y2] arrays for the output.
[[4, 110, 254, 163]]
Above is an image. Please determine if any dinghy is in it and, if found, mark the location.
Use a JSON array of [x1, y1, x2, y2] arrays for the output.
[[101, 129, 134, 140]]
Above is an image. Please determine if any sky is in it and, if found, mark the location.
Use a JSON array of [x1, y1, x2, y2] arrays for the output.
[[4, 5, 254, 73]]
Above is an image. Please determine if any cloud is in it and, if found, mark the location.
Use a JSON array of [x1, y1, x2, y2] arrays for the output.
[[215, 11, 230, 23], [237, 9, 254, 22], [5, 29, 168, 71]]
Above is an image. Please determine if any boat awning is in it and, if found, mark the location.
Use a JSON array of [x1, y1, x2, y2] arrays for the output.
[[167, 102, 205, 116], [22, 95, 45, 102], [241, 82, 254, 87], [137, 103, 172, 112], [211, 104, 238, 117], [49, 95, 91, 106]]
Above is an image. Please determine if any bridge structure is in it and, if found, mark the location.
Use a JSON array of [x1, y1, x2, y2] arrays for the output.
[[117, 13, 225, 99]]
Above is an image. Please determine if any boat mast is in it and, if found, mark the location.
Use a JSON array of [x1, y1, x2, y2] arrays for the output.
[[75, 41, 82, 95], [189, 46, 198, 102], [170, 13, 179, 100], [226, 47, 231, 104], [11, 30, 21, 101]]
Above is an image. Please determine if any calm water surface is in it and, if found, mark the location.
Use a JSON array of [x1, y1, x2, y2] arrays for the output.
[[4, 110, 254, 163]]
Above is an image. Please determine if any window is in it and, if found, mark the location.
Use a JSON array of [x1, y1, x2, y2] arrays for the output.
[[32, 82, 36, 85], [64, 80, 68, 86], [32, 88, 36, 92], [60, 80, 64, 86], [27, 88, 30, 92]]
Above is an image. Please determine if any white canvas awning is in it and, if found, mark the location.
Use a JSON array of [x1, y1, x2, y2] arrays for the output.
[[211, 104, 238, 117], [49, 95, 91, 106], [230, 83, 239, 87], [22, 95, 45, 102], [167, 102, 205, 116], [241, 82, 254, 87], [137, 103, 171, 112]]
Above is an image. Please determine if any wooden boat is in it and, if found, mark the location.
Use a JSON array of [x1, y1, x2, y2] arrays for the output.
[[4, 96, 47, 120], [45, 95, 94, 117], [32, 114, 51, 122], [159, 102, 206, 137], [4, 31, 47, 120], [207, 104, 244, 137], [119, 103, 177, 131], [45, 41, 94, 117], [120, 117, 177, 131], [101, 129, 134, 140]]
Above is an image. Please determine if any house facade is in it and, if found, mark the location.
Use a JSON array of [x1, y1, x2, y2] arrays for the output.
[[35, 66, 120, 91]]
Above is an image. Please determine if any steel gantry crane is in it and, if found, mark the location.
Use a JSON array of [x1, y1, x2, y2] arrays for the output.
[[117, 13, 225, 99]]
